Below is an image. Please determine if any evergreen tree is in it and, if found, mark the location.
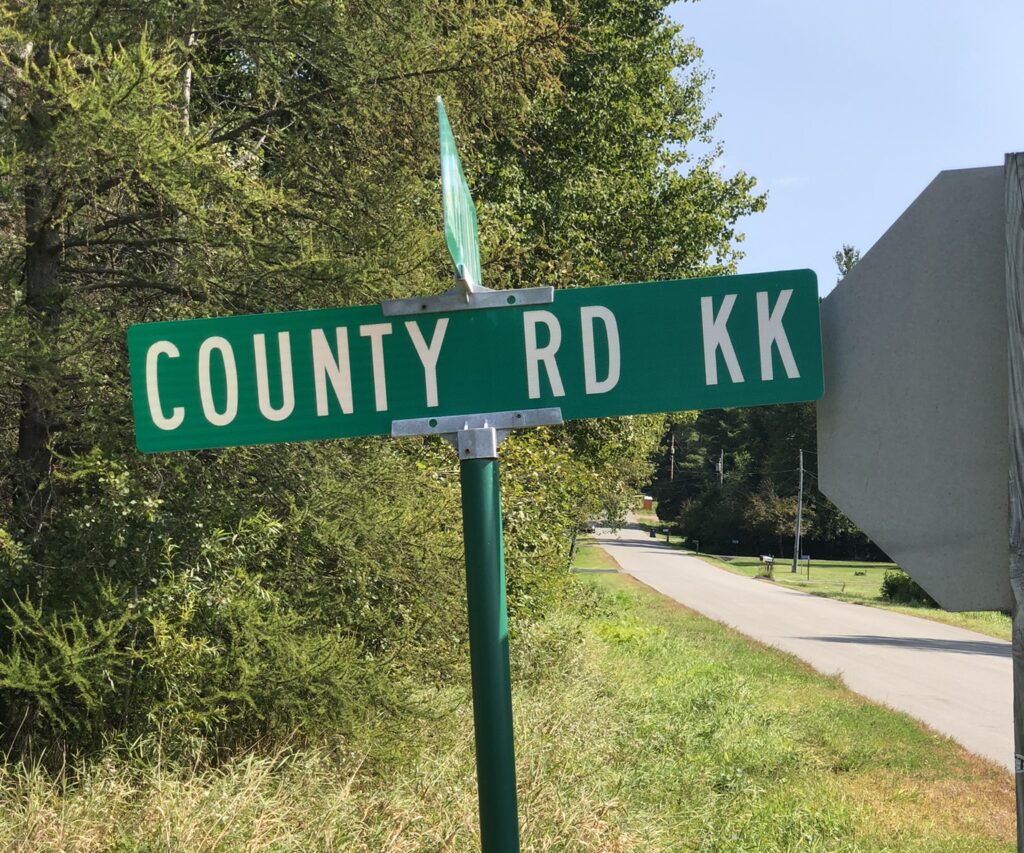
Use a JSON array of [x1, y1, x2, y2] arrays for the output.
[[833, 243, 861, 282]]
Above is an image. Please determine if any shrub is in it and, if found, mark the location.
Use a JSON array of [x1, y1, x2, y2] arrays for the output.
[[880, 570, 937, 606], [0, 564, 403, 764]]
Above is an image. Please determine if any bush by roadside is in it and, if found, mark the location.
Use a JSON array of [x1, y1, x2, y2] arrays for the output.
[[881, 570, 938, 606]]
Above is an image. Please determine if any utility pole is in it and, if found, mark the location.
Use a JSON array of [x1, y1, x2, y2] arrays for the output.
[[792, 448, 804, 573], [718, 448, 724, 485], [669, 431, 676, 481]]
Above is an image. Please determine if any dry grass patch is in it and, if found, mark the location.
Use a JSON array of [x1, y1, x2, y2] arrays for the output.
[[840, 762, 1014, 850]]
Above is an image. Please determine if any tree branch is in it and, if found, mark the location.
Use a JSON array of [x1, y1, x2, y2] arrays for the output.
[[80, 277, 188, 296], [62, 234, 186, 250], [202, 24, 564, 147]]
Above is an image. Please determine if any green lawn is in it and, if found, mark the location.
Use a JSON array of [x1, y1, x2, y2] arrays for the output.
[[707, 555, 898, 599], [571, 539, 622, 571], [700, 554, 1012, 641]]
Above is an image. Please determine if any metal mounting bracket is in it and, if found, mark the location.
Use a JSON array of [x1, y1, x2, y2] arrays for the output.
[[381, 280, 553, 317], [392, 407, 563, 459]]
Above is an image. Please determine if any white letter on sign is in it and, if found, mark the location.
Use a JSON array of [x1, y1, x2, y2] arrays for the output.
[[524, 311, 565, 399], [757, 290, 800, 381], [146, 341, 185, 430], [254, 332, 295, 422], [701, 295, 744, 385], [581, 306, 620, 394], [312, 328, 353, 415], [405, 319, 448, 408], [360, 323, 393, 412], [198, 337, 239, 426]]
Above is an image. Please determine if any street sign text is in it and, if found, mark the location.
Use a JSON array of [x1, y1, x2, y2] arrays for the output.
[[129, 269, 823, 453]]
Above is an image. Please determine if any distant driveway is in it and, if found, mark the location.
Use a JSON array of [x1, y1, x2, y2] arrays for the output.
[[596, 523, 1012, 771]]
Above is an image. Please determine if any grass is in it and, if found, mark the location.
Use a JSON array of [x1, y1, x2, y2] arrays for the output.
[[0, 566, 1012, 851], [705, 555, 898, 598], [576, 572, 1013, 851], [699, 554, 1012, 641], [571, 539, 622, 571]]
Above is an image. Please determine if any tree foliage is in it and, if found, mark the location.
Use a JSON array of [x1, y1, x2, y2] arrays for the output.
[[654, 404, 886, 560], [0, 1, 763, 761], [833, 243, 861, 282]]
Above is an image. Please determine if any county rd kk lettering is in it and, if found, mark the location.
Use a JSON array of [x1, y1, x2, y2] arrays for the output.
[[141, 289, 800, 431]]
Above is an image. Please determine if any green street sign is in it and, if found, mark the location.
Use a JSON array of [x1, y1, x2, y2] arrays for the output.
[[437, 97, 482, 288], [128, 269, 823, 453]]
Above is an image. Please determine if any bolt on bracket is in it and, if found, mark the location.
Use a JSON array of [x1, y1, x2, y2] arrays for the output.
[[391, 407, 564, 459]]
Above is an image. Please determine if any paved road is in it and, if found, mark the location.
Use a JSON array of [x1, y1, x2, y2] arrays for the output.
[[595, 523, 1012, 771]]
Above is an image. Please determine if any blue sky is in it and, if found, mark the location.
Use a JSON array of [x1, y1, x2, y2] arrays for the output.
[[668, 1, 1024, 294]]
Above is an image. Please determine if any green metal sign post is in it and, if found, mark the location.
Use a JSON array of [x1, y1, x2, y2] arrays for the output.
[[461, 456, 519, 850], [126, 98, 824, 853]]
